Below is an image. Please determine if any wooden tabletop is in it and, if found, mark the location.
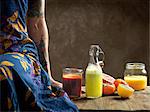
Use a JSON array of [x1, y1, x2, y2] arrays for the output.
[[73, 86, 150, 111]]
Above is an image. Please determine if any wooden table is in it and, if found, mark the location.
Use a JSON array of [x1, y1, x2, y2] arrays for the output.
[[73, 86, 150, 112]]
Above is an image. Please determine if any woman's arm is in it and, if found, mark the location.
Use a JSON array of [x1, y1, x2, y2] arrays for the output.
[[27, 0, 62, 88]]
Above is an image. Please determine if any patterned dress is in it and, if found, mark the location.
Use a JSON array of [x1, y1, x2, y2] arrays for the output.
[[0, 0, 78, 111]]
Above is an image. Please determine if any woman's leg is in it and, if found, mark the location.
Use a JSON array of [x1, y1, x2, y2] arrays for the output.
[[0, 53, 41, 111]]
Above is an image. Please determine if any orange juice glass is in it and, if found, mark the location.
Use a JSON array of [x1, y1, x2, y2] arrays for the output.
[[124, 63, 147, 90], [62, 68, 83, 98]]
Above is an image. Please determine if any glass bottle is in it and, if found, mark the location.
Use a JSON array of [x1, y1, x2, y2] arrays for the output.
[[124, 63, 147, 90], [85, 45, 104, 98]]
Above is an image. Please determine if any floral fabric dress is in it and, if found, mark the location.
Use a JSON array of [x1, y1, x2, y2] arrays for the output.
[[0, 0, 78, 111]]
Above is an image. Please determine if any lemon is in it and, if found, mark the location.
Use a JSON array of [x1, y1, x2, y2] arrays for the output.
[[117, 84, 134, 98]]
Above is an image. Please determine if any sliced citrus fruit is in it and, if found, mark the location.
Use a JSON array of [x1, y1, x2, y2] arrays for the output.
[[103, 73, 115, 84], [117, 84, 134, 98]]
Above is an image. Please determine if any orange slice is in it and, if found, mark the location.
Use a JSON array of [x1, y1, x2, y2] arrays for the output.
[[117, 84, 134, 98]]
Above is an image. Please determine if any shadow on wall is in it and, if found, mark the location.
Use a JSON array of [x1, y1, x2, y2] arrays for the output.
[[46, 0, 149, 85]]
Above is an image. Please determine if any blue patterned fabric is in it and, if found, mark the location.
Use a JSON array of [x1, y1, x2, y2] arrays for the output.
[[0, 0, 78, 111]]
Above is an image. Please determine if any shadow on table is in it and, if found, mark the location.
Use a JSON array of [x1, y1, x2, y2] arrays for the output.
[[79, 110, 150, 112], [72, 96, 129, 101]]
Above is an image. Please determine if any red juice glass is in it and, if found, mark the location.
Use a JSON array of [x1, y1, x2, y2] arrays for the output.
[[63, 68, 83, 98]]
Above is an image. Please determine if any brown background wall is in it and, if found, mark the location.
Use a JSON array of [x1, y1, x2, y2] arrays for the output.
[[46, 0, 149, 85]]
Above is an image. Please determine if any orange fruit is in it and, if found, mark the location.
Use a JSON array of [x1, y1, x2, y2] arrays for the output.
[[103, 83, 116, 95], [114, 79, 128, 88], [117, 84, 134, 98]]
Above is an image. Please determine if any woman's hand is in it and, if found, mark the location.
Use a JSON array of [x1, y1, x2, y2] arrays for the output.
[[51, 79, 63, 88]]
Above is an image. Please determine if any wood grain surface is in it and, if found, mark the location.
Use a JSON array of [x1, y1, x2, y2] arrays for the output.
[[73, 86, 150, 111]]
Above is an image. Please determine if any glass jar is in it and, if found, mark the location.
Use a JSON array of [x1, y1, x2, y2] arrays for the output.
[[124, 63, 147, 90], [62, 68, 83, 98]]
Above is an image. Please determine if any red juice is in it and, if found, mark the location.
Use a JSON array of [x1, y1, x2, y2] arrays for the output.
[[63, 74, 82, 98]]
